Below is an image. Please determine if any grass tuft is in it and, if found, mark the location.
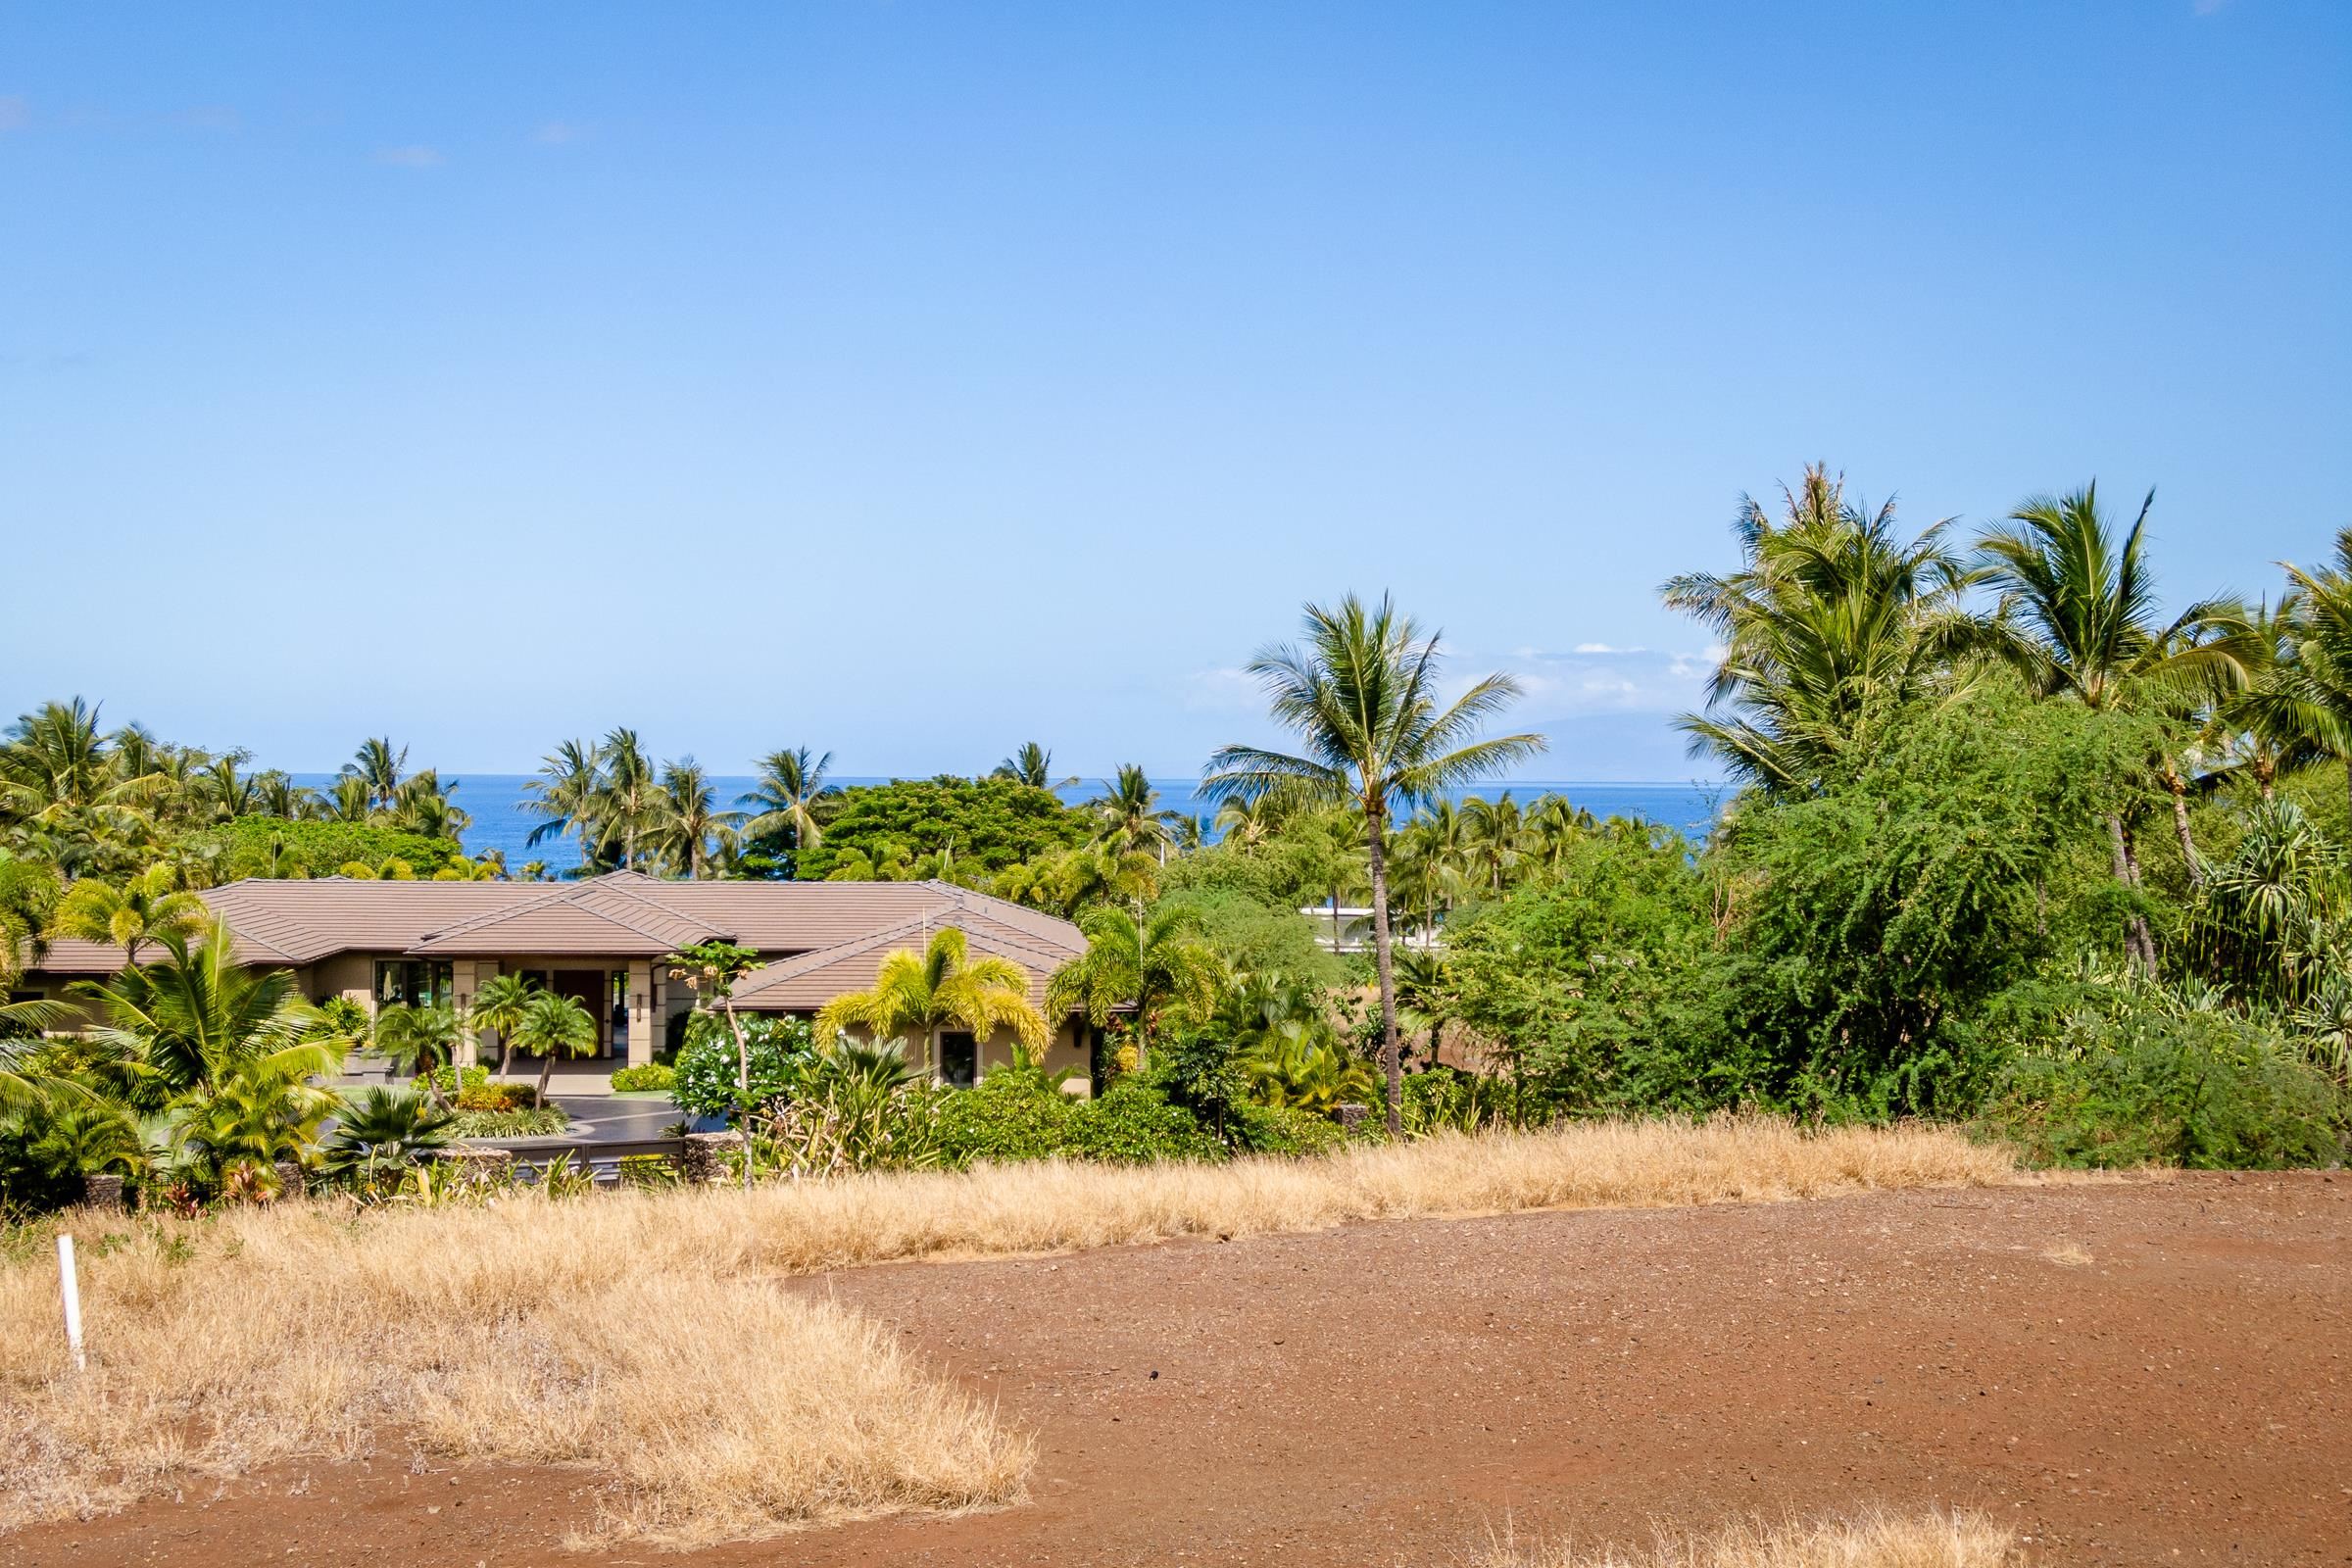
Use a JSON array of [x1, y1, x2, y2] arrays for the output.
[[0, 1118, 2016, 1543], [1478, 1507, 2025, 1567]]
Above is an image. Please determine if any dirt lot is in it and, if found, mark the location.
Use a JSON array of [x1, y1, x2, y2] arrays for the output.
[[12, 1173, 2347, 1567]]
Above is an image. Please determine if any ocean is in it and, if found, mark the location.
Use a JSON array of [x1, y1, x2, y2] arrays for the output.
[[347, 775, 1730, 877]]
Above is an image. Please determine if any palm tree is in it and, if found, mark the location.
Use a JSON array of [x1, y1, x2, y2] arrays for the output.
[[646, 759, 743, 878], [994, 743, 1076, 792], [1393, 947, 1454, 1070], [1204, 593, 1545, 1136], [816, 926, 1048, 1081], [1088, 764, 1186, 862], [344, 737, 409, 811], [322, 774, 376, 823], [1663, 466, 1986, 792], [321, 1087, 452, 1192], [55, 865, 209, 965], [0, 856, 61, 989], [2210, 598, 2330, 803], [373, 1004, 463, 1108], [198, 751, 262, 821], [1978, 483, 2247, 971], [595, 728, 660, 871], [513, 989, 600, 1102], [74, 923, 339, 1098], [471, 971, 536, 1079], [387, 770, 469, 839], [739, 747, 840, 868], [1460, 794, 1526, 895], [1047, 905, 1222, 1066], [0, 698, 116, 820], [522, 739, 608, 868], [2275, 529, 2352, 813]]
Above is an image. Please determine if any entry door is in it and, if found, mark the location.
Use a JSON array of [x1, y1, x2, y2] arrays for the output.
[[939, 1031, 977, 1088], [552, 970, 608, 1055]]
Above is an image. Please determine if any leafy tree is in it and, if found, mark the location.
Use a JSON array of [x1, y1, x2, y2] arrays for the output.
[[664, 939, 766, 1178], [795, 776, 1091, 881], [1206, 592, 1544, 1135]]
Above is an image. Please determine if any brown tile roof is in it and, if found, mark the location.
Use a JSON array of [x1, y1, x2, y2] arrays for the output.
[[27, 875, 1090, 1009]]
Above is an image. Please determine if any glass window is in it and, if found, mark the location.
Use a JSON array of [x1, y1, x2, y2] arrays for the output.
[[373, 960, 454, 1008]]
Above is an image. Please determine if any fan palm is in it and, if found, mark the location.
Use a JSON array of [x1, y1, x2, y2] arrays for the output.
[[1977, 483, 2248, 970], [1204, 592, 1545, 1135], [321, 1087, 453, 1192], [817, 926, 1048, 1079], [55, 865, 209, 965], [739, 746, 840, 862], [1047, 904, 1222, 1064], [1664, 466, 1986, 793]]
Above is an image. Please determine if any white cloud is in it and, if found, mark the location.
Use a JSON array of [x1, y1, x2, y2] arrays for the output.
[[375, 144, 444, 168], [1180, 666, 1259, 711]]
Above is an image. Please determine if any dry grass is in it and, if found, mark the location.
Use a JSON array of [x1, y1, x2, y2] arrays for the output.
[[1477, 1507, 2025, 1567], [0, 1118, 2018, 1544]]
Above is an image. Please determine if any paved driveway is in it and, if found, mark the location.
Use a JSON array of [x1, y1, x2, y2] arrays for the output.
[[547, 1095, 682, 1145]]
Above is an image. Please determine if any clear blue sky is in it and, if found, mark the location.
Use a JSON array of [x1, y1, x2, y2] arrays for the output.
[[4, 1, 2345, 782]]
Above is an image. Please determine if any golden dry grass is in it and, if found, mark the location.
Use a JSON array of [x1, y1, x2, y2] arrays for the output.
[[1477, 1508, 2025, 1567], [0, 1118, 2019, 1544]]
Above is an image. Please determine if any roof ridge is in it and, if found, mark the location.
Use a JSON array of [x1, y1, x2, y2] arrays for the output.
[[569, 882, 730, 946], [412, 879, 589, 943]]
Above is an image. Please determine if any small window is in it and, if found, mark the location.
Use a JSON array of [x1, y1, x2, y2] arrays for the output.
[[938, 1031, 977, 1089]]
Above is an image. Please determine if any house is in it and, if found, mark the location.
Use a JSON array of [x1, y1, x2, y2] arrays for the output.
[[1296, 906, 1443, 956], [20, 872, 1097, 1089]]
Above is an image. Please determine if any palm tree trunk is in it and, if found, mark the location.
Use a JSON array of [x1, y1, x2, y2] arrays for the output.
[[1363, 809, 1404, 1139], [2106, 813, 2156, 974], [2165, 768, 2203, 890], [536, 1049, 556, 1102]]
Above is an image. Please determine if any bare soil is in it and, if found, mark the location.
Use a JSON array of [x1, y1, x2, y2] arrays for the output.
[[13, 1173, 2348, 1567]]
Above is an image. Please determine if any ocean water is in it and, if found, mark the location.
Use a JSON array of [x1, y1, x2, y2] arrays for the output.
[[369, 775, 1729, 877]]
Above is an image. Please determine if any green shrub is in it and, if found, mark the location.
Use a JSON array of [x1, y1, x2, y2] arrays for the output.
[[671, 1013, 817, 1118], [446, 1106, 568, 1138], [1236, 1102, 1347, 1157], [180, 816, 469, 880], [1983, 993, 2349, 1168], [454, 1080, 538, 1112], [610, 1062, 676, 1093], [935, 1069, 1079, 1165], [1064, 1081, 1224, 1164]]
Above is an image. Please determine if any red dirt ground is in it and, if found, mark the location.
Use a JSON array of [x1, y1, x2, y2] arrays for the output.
[[12, 1174, 2349, 1567]]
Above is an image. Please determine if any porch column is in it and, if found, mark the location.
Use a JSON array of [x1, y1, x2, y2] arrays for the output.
[[627, 959, 656, 1068]]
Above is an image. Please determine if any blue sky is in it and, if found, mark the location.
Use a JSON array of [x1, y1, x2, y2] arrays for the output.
[[3, 1, 2345, 781]]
